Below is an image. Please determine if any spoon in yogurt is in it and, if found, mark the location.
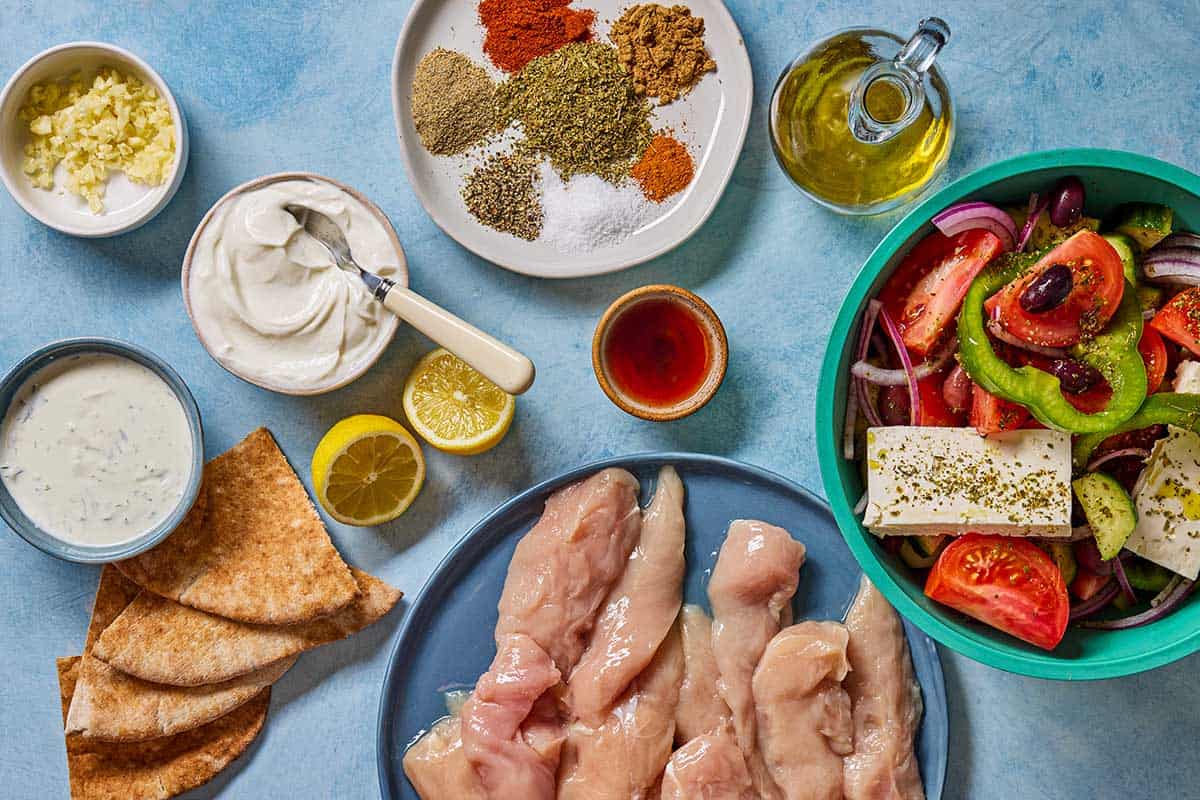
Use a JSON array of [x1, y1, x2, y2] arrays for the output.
[[285, 204, 535, 395]]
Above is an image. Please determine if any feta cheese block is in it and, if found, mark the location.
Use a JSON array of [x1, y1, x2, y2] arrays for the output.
[[1174, 361, 1200, 395], [1126, 426, 1200, 579], [863, 426, 1073, 538]]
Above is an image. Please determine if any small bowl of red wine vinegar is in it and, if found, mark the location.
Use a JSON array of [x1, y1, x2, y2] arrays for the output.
[[592, 285, 728, 421]]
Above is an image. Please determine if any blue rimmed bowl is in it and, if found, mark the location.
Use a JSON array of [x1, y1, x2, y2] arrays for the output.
[[816, 148, 1200, 680], [0, 337, 204, 563]]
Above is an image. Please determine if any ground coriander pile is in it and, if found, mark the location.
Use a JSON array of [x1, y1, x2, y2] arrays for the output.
[[411, 48, 499, 156], [611, 4, 716, 103], [496, 42, 652, 183], [461, 152, 544, 241]]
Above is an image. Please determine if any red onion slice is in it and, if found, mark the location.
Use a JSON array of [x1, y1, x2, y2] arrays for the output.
[[1016, 192, 1049, 253], [850, 338, 956, 386], [853, 491, 869, 516], [1086, 447, 1151, 473], [1080, 577, 1195, 629], [932, 202, 1017, 251], [1157, 232, 1200, 250], [1113, 555, 1137, 604], [1143, 254, 1200, 287], [986, 318, 1069, 358], [1069, 579, 1119, 621], [878, 307, 921, 425], [854, 301, 885, 428], [843, 389, 859, 460]]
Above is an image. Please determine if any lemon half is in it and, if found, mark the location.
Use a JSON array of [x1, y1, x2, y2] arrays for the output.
[[311, 414, 425, 526], [402, 349, 515, 455]]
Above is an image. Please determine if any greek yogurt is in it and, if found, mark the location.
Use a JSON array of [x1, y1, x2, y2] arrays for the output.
[[186, 178, 401, 393], [0, 354, 194, 546]]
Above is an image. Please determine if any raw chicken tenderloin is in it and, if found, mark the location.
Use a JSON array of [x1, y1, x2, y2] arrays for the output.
[[674, 604, 732, 744], [752, 622, 855, 800], [557, 621, 684, 800], [461, 634, 563, 800], [660, 731, 756, 800], [568, 466, 686, 723], [843, 575, 926, 800], [403, 715, 488, 800], [495, 468, 642, 674], [709, 519, 806, 800]]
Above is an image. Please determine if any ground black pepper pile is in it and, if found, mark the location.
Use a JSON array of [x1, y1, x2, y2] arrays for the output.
[[461, 152, 543, 241]]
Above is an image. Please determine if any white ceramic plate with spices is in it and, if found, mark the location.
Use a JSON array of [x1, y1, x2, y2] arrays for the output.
[[391, 0, 753, 278]]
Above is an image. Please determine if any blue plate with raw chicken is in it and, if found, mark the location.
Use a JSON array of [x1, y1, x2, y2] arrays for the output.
[[376, 453, 948, 799]]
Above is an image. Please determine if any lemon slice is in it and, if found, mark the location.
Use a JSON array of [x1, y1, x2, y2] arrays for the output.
[[403, 349, 515, 455], [311, 414, 425, 526]]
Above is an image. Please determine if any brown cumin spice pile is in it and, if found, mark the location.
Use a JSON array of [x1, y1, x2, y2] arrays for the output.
[[610, 3, 716, 103]]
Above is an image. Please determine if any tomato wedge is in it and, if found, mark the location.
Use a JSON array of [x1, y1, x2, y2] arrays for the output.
[[986, 231, 1126, 348], [879, 229, 1004, 357], [925, 533, 1069, 650], [969, 384, 1029, 435], [1149, 286, 1200, 356], [1139, 326, 1169, 394], [917, 374, 966, 427]]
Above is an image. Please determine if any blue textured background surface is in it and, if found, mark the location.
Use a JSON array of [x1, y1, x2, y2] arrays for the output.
[[1, 1, 1197, 798]]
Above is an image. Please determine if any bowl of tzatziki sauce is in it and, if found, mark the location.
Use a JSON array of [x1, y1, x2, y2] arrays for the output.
[[0, 338, 203, 563]]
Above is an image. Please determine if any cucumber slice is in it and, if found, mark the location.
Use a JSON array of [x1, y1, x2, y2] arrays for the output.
[[1112, 203, 1174, 251], [913, 534, 948, 558], [1037, 541, 1077, 587], [1137, 285, 1165, 313], [899, 539, 938, 569], [1009, 207, 1101, 251], [1073, 473, 1138, 560], [1103, 233, 1139, 286], [1124, 558, 1174, 593]]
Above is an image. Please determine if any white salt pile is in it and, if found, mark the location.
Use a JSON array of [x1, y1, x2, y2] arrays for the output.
[[539, 162, 655, 254]]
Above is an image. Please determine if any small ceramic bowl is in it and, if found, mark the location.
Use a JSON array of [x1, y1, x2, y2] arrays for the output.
[[181, 172, 406, 396], [0, 338, 204, 564], [0, 42, 189, 237], [592, 285, 728, 421]]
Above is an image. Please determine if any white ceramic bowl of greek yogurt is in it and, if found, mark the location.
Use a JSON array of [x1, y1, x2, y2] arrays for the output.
[[182, 172, 406, 396], [0, 41, 189, 237], [0, 338, 204, 563]]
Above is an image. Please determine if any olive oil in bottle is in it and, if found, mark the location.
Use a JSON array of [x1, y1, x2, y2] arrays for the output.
[[770, 18, 954, 215]]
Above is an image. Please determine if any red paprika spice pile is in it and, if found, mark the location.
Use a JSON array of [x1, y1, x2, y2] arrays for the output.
[[479, 0, 595, 73]]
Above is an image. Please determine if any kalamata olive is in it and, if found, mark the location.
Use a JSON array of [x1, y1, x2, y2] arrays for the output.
[[1020, 263, 1073, 313], [1049, 358, 1103, 394], [1049, 176, 1085, 227], [879, 385, 911, 426], [942, 364, 972, 413]]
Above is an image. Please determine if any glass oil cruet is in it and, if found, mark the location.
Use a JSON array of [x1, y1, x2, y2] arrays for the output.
[[769, 18, 955, 215]]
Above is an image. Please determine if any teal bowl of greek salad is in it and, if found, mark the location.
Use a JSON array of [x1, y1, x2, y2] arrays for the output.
[[817, 149, 1200, 679]]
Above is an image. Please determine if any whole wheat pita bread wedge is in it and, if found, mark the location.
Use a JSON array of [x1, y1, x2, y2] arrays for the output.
[[92, 567, 401, 686], [116, 428, 357, 625], [57, 657, 269, 800], [66, 567, 295, 741]]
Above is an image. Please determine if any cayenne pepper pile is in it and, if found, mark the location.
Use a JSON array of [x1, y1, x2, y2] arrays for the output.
[[479, 0, 594, 73], [631, 134, 693, 202]]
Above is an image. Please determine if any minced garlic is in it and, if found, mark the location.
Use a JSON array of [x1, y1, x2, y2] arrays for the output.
[[19, 67, 175, 213]]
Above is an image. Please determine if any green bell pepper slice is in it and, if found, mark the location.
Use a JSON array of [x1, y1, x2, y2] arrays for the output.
[[1072, 393, 1200, 469], [957, 257, 1147, 434]]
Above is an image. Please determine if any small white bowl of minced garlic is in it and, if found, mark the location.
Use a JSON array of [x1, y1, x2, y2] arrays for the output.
[[0, 41, 188, 237]]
